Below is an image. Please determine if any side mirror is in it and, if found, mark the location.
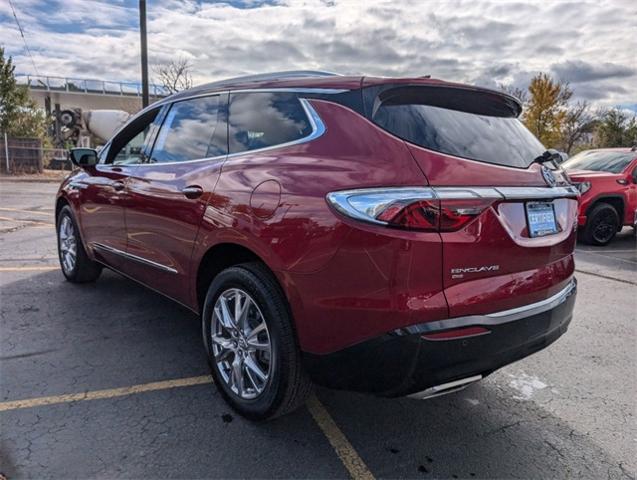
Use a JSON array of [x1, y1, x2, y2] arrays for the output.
[[69, 148, 98, 168]]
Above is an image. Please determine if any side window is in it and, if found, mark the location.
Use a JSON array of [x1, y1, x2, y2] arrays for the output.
[[228, 92, 312, 154], [106, 108, 159, 165], [150, 95, 226, 163]]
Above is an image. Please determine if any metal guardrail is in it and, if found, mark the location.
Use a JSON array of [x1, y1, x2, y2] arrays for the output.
[[16, 74, 169, 98]]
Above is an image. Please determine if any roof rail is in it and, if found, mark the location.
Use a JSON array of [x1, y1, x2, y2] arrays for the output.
[[196, 70, 341, 90]]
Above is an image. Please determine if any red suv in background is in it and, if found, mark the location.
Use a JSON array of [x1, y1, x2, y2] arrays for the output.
[[57, 71, 579, 420], [563, 148, 637, 245]]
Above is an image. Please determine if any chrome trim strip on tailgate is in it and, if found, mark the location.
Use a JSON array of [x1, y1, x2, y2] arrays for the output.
[[92, 242, 178, 274], [433, 185, 579, 200], [395, 278, 577, 336], [494, 186, 579, 199]]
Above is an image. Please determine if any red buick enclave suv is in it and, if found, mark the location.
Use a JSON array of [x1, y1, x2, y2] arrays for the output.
[[57, 71, 579, 419]]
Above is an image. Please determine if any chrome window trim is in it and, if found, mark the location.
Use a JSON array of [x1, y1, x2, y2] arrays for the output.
[[121, 153, 227, 168], [395, 278, 577, 336], [117, 95, 326, 167], [92, 242, 178, 274]]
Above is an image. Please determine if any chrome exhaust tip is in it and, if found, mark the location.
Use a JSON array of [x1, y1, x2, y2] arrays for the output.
[[408, 374, 482, 400]]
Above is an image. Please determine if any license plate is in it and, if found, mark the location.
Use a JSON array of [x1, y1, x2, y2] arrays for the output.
[[526, 202, 558, 237]]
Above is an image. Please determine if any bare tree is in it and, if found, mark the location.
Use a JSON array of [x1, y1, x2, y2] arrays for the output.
[[153, 57, 193, 94], [559, 101, 592, 154], [499, 83, 528, 105]]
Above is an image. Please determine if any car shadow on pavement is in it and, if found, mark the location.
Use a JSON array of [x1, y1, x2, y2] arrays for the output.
[[1, 269, 632, 479]]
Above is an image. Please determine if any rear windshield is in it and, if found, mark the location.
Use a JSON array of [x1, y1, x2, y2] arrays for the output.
[[562, 150, 634, 173], [370, 87, 545, 168]]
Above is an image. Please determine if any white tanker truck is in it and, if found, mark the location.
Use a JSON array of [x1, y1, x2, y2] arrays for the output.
[[57, 108, 130, 147], [82, 110, 131, 145], [51, 108, 131, 169]]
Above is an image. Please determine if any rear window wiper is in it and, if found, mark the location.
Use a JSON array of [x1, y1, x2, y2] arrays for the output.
[[533, 149, 567, 167]]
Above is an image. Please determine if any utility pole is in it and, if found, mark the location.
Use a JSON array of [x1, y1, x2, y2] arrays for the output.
[[139, 0, 149, 108]]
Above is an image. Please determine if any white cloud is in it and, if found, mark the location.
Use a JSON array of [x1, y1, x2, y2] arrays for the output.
[[2, 0, 636, 109]]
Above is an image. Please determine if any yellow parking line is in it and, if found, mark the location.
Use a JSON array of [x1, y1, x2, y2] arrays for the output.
[[0, 376, 213, 412], [307, 395, 375, 480], [0, 207, 51, 216], [0, 216, 54, 226], [0, 376, 374, 478], [0, 266, 59, 271]]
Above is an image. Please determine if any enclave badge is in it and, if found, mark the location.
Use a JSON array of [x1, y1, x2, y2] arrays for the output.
[[451, 265, 500, 279]]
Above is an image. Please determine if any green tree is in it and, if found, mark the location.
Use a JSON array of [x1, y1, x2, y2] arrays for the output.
[[595, 108, 637, 147], [0, 46, 48, 139], [522, 73, 572, 147]]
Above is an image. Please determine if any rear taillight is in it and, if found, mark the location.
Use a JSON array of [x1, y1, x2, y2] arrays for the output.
[[438, 198, 495, 231], [326, 187, 498, 232]]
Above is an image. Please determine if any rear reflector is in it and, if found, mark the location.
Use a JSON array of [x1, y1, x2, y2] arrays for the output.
[[421, 326, 490, 341]]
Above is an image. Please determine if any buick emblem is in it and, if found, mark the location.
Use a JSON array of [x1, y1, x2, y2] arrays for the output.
[[541, 165, 557, 187]]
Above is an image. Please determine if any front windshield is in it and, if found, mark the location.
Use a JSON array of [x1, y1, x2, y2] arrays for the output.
[[562, 150, 634, 173]]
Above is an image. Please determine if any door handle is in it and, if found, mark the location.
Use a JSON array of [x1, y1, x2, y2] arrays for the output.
[[182, 185, 204, 199], [112, 181, 125, 191]]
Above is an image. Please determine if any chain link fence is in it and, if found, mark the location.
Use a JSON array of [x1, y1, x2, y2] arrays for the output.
[[0, 137, 71, 174]]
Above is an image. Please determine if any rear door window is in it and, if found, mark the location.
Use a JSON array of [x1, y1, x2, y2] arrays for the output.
[[150, 94, 227, 163], [228, 92, 312, 154], [369, 86, 545, 168]]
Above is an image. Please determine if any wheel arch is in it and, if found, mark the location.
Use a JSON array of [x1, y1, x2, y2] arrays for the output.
[[586, 194, 625, 228], [195, 242, 281, 312], [55, 196, 70, 225]]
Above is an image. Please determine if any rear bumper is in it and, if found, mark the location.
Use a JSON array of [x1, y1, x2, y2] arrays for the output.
[[303, 278, 577, 397]]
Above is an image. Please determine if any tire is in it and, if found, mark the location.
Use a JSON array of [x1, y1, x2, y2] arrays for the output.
[[202, 262, 312, 420], [581, 202, 620, 246], [57, 205, 102, 283]]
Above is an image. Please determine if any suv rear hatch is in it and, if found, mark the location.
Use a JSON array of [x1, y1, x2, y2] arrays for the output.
[[363, 82, 579, 316]]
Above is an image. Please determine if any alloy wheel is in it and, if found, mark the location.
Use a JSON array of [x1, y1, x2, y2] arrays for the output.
[[211, 288, 272, 400], [592, 211, 617, 244], [58, 216, 77, 274]]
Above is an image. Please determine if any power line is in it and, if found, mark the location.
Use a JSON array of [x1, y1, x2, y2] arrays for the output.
[[8, 0, 41, 76]]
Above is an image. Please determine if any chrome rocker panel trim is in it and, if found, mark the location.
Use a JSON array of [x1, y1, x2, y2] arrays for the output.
[[92, 242, 178, 274]]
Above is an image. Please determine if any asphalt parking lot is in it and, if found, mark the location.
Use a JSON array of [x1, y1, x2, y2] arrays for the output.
[[1, 180, 635, 479]]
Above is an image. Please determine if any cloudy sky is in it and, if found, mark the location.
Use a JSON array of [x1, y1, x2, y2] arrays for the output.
[[1, 0, 635, 110]]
